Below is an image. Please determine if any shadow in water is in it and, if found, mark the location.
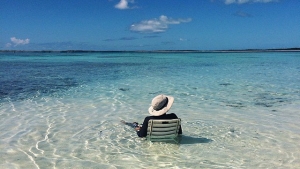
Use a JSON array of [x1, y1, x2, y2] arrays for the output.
[[179, 135, 213, 144]]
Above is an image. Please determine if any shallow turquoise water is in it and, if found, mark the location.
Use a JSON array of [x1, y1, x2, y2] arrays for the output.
[[0, 52, 300, 168]]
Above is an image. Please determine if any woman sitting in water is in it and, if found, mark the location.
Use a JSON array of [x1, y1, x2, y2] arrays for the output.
[[122, 94, 182, 137]]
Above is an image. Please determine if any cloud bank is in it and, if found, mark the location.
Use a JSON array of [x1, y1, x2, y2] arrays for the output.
[[104, 37, 138, 41], [130, 15, 192, 33], [224, 0, 278, 4]]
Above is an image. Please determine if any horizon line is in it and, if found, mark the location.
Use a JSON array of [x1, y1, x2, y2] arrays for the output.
[[1, 48, 300, 53]]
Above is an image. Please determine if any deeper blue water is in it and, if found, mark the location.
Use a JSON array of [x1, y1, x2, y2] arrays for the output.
[[1, 52, 299, 108], [0, 52, 300, 168]]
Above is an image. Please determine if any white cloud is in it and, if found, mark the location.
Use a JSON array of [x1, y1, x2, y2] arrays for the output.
[[115, 0, 134, 9], [224, 0, 278, 4], [10, 37, 30, 46], [130, 15, 192, 33]]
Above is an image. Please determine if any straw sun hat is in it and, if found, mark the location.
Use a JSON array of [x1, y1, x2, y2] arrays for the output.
[[148, 94, 174, 116]]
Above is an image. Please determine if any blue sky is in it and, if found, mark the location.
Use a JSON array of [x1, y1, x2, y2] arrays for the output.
[[1, 0, 299, 51]]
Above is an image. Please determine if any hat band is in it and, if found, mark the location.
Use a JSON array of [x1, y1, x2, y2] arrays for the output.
[[154, 98, 168, 111]]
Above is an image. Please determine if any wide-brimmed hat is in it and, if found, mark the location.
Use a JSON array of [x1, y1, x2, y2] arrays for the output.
[[148, 94, 174, 116]]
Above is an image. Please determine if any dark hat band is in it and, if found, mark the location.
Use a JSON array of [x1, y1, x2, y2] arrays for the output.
[[153, 97, 168, 111]]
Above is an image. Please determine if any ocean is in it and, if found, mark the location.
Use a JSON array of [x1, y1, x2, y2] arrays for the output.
[[0, 51, 300, 168]]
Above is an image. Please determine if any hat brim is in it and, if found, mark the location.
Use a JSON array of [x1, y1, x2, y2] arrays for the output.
[[148, 95, 174, 116]]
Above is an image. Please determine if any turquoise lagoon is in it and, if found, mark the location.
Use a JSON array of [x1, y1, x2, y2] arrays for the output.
[[0, 52, 300, 168]]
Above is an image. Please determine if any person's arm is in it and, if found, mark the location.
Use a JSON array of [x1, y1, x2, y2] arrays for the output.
[[134, 126, 141, 131], [136, 117, 150, 137]]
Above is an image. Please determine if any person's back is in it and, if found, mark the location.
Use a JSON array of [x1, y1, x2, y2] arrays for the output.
[[137, 112, 182, 137]]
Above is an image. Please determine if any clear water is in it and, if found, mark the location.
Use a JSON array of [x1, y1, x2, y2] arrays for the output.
[[0, 52, 300, 168]]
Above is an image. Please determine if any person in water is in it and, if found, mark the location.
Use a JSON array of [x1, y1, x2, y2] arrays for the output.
[[122, 94, 182, 137]]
